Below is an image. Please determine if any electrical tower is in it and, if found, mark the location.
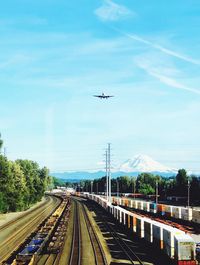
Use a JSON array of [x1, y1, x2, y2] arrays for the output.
[[105, 149, 108, 201], [104, 143, 112, 203], [108, 143, 111, 203]]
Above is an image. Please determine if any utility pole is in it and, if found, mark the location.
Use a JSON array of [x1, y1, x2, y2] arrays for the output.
[[108, 143, 111, 203], [91, 181, 93, 194], [187, 179, 190, 208], [117, 179, 119, 198], [155, 179, 158, 204], [96, 182, 98, 194], [133, 178, 136, 199]]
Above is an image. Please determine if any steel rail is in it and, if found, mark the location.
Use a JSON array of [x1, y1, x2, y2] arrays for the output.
[[68, 200, 81, 265], [81, 203, 108, 265], [0, 195, 61, 232], [105, 220, 145, 265], [0, 196, 60, 263], [43, 254, 58, 265], [43, 202, 71, 265]]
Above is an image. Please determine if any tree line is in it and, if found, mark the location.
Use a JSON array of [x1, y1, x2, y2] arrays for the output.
[[77, 169, 200, 204], [0, 135, 52, 213]]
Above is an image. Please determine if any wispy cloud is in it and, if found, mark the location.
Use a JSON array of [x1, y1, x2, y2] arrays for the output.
[[137, 60, 200, 95], [0, 54, 34, 70], [95, 0, 133, 21], [114, 29, 200, 65], [149, 71, 200, 95]]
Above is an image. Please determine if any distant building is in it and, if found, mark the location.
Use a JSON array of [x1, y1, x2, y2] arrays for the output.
[[66, 187, 75, 194], [51, 188, 63, 193]]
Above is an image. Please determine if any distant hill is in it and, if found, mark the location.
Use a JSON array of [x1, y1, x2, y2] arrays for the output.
[[51, 154, 177, 181], [52, 171, 106, 181], [51, 171, 176, 182]]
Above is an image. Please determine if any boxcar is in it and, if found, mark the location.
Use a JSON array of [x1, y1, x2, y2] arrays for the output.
[[181, 207, 192, 221], [136, 216, 145, 238], [174, 233, 196, 264], [153, 222, 165, 250], [165, 205, 173, 217], [172, 206, 182, 219], [144, 219, 154, 243], [157, 204, 165, 216], [192, 209, 200, 224], [150, 202, 157, 214], [163, 227, 184, 259]]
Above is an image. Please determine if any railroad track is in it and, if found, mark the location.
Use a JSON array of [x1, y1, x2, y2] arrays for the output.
[[40, 205, 71, 265], [69, 200, 81, 265], [41, 254, 58, 265], [105, 221, 145, 265], [68, 198, 107, 265], [84, 199, 170, 265], [0, 195, 51, 232], [81, 203, 108, 265], [0, 196, 61, 263]]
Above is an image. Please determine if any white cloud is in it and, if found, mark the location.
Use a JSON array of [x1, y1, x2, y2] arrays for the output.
[[149, 71, 200, 95], [137, 60, 200, 95], [96, 161, 105, 166], [0, 54, 34, 70], [116, 29, 200, 65], [95, 0, 133, 21]]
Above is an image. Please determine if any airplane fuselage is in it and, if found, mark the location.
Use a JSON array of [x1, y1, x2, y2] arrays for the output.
[[93, 92, 114, 99]]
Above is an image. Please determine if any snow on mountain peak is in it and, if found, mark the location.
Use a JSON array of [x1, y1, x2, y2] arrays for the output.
[[118, 154, 174, 173]]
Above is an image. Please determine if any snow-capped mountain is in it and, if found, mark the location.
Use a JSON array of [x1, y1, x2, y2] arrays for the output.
[[118, 154, 175, 173], [52, 154, 177, 181]]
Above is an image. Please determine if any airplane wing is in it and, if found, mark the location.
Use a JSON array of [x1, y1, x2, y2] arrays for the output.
[[93, 94, 114, 98], [93, 95, 102, 98]]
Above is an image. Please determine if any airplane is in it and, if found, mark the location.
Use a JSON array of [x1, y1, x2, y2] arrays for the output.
[[93, 92, 114, 99]]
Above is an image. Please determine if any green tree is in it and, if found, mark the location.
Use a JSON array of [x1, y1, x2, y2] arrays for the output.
[[190, 175, 200, 202], [37, 167, 49, 200], [6, 161, 27, 211], [52, 176, 64, 187], [130, 177, 136, 194], [136, 173, 157, 195], [16, 159, 36, 206], [0, 152, 51, 213], [139, 183, 155, 195], [175, 169, 188, 196], [119, 176, 131, 193], [16, 160, 49, 206], [0, 133, 3, 153], [176, 169, 187, 186], [0, 155, 11, 212]]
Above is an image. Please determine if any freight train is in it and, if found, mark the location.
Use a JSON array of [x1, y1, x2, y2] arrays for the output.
[[111, 197, 200, 224], [3, 194, 71, 265], [82, 193, 197, 265]]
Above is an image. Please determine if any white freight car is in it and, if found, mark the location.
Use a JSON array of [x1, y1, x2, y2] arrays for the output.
[[84, 194, 197, 265]]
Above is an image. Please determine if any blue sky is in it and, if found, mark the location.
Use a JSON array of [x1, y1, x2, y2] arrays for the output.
[[1, 0, 200, 172]]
